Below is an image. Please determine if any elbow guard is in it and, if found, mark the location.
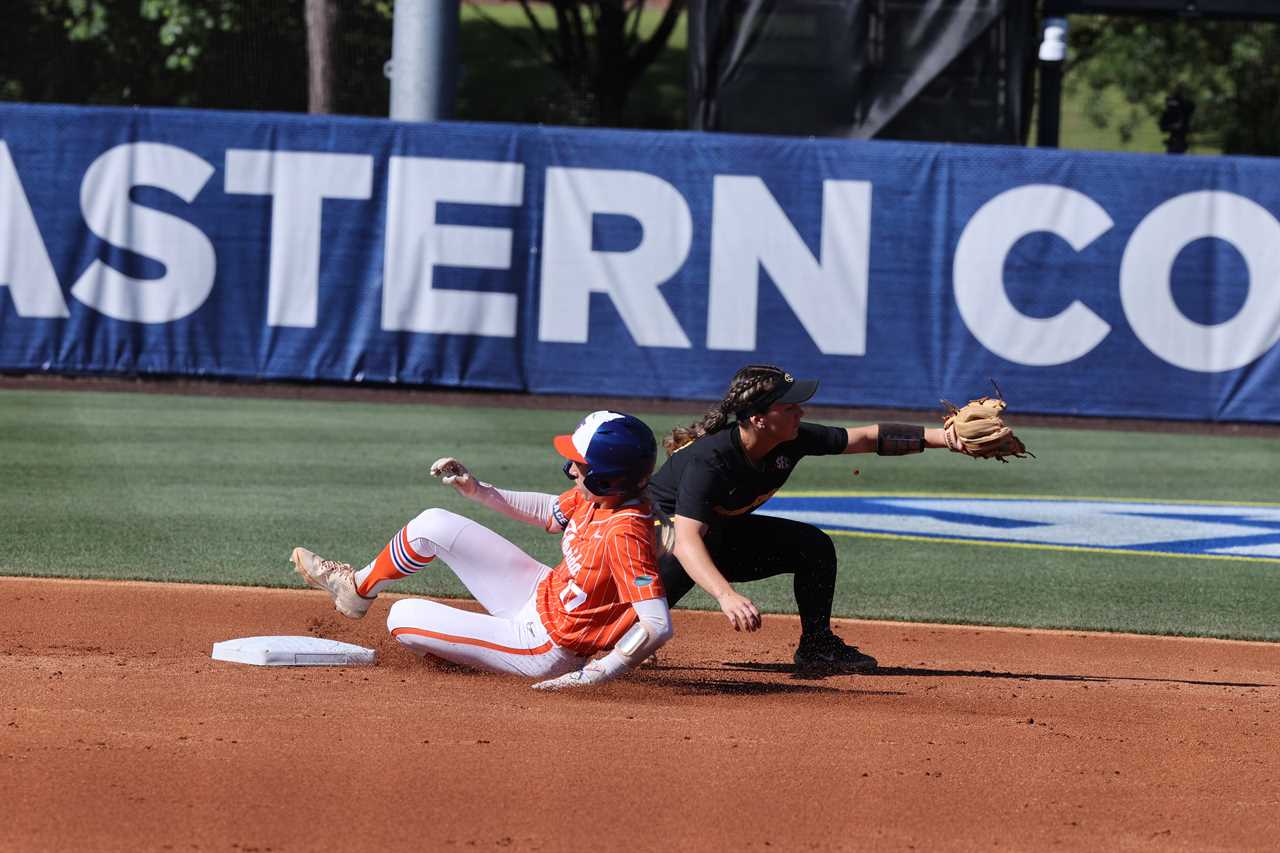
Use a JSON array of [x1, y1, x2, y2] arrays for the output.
[[614, 619, 669, 667], [876, 423, 925, 456]]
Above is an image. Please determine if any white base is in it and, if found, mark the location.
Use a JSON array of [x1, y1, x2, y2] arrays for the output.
[[212, 635, 376, 667]]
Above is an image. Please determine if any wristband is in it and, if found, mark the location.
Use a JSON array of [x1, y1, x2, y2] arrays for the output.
[[876, 423, 925, 456]]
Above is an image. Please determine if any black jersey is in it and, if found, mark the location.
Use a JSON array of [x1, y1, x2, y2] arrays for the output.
[[648, 422, 848, 524]]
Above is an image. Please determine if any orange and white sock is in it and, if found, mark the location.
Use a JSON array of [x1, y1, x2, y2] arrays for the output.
[[354, 526, 435, 597]]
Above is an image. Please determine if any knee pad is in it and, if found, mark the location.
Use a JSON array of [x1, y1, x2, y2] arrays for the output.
[[412, 506, 456, 532], [406, 507, 467, 552]]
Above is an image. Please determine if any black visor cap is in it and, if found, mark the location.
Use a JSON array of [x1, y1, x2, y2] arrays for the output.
[[772, 376, 818, 406], [739, 374, 819, 418]]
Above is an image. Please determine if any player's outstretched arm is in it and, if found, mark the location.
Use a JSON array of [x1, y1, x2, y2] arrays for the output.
[[531, 598, 673, 691], [842, 389, 1032, 461], [842, 424, 950, 455], [429, 457, 558, 527], [672, 515, 761, 632]]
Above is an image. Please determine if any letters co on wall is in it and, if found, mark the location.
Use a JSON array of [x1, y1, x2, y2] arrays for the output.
[[1, 103, 1278, 422]]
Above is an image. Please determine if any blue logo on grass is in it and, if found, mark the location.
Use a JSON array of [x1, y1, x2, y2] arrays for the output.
[[760, 494, 1280, 563]]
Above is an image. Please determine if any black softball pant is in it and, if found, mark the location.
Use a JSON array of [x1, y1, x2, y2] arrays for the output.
[[656, 514, 838, 637]]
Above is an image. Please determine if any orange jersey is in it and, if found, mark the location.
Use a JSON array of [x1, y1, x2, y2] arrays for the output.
[[536, 488, 664, 655]]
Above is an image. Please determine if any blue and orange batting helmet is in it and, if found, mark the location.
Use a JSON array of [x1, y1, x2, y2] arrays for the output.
[[553, 411, 657, 497]]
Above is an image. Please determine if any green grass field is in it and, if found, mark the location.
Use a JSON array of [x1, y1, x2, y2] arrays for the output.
[[3, 387, 1277, 641]]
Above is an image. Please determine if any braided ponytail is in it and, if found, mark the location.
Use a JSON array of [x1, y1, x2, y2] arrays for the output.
[[663, 401, 733, 454], [663, 365, 789, 454]]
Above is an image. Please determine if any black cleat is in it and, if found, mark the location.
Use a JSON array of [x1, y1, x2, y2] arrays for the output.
[[793, 630, 878, 674]]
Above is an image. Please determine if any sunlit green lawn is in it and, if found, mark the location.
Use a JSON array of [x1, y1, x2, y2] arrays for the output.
[[4, 388, 1276, 639]]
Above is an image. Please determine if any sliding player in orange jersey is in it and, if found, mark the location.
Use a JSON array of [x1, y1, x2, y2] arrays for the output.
[[291, 411, 672, 690]]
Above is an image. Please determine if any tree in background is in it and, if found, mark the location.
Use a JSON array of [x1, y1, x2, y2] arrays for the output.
[[1066, 15, 1280, 156], [467, 0, 686, 126], [3, 2, 685, 127], [305, 0, 338, 114], [1, 1, 305, 110], [1, 0, 391, 115], [1, 1, 181, 106]]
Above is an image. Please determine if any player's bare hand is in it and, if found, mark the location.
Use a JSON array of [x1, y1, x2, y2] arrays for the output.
[[531, 661, 613, 691], [429, 457, 477, 497], [716, 589, 761, 632]]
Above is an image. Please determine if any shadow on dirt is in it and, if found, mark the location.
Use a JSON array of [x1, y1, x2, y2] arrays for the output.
[[873, 665, 1274, 688], [721, 660, 1269, 686], [720, 661, 1274, 688], [646, 674, 904, 697]]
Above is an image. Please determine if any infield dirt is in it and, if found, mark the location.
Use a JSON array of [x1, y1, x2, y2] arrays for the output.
[[2, 577, 1277, 852]]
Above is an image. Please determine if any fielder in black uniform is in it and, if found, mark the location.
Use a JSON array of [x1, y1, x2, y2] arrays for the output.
[[648, 364, 960, 673]]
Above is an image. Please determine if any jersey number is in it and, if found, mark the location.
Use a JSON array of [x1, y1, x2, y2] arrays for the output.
[[558, 580, 588, 612]]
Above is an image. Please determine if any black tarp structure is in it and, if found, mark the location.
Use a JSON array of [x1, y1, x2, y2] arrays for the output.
[[688, 0, 1038, 144]]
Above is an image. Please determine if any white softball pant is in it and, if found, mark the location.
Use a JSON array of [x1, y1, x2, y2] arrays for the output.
[[385, 508, 586, 679]]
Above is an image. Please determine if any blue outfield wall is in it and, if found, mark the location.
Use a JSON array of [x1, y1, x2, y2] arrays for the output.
[[2, 102, 1279, 421]]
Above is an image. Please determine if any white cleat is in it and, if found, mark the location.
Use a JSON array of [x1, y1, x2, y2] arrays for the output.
[[290, 547, 373, 619]]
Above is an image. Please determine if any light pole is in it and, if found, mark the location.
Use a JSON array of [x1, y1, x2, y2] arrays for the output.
[[1037, 17, 1068, 148], [387, 0, 460, 122]]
